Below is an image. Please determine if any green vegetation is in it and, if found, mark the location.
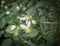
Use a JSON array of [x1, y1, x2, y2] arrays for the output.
[[0, 0, 60, 46]]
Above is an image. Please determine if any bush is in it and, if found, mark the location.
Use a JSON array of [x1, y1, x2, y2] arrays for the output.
[[0, 0, 59, 46]]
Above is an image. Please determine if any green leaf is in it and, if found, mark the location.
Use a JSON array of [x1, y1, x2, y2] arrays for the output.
[[0, 9, 5, 18], [40, 43, 46, 46], [4, 33, 11, 37], [0, 31, 4, 37], [26, 7, 36, 16], [27, 1, 33, 8], [35, 2, 45, 8], [5, 25, 13, 34], [38, 9, 43, 16], [44, 24, 48, 30], [10, 3, 18, 12], [1, 39, 12, 46], [15, 26, 20, 31], [22, 29, 38, 38], [0, 18, 6, 29], [12, 20, 19, 25], [25, 40, 36, 46], [39, 16, 47, 22], [13, 36, 19, 41]]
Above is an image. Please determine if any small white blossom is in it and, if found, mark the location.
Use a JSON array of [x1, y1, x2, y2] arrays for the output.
[[32, 20, 36, 25], [19, 17, 28, 21], [26, 20, 31, 27], [22, 17, 26, 20], [1, 5, 3, 7], [6, 11, 10, 15], [1, 0, 5, 4], [22, 14, 29, 20], [20, 4, 23, 7], [22, 16, 29, 21], [19, 16, 29, 21], [11, 25, 16, 30], [17, 16, 20, 19], [4, 6, 8, 9], [22, 14, 26, 16], [25, 16, 29, 20], [23, 7, 26, 11], [20, 24, 26, 29], [19, 17, 23, 21], [16, 6, 20, 10]]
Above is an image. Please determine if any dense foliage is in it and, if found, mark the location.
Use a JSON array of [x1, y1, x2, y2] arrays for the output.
[[0, 0, 60, 46]]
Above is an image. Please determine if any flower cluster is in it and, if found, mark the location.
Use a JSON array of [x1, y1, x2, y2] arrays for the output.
[[10, 14, 36, 36], [1, 0, 36, 37], [17, 14, 36, 26], [1, 0, 5, 7]]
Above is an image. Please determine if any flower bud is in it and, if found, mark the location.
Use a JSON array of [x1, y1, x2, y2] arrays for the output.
[[6, 11, 10, 15], [11, 25, 16, 30], [13, 31, 19, 36], [26, 20, 31, 27], [23, 7, 26, 11], [4, 6, 8, 9], [32, 20, 36, 25], [1, 0, 5, 4], [20, 24, 26, 29], [16, 6, 20, 11]]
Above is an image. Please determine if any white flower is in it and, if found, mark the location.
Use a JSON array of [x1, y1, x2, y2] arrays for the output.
[[6, 11, 10, 15], [31, 20, 36, 25], [23, 7, 26, 11], [23, 16, 29, 21], [20, 24, 31, 33], [25, 16, 29, 20], [17, 16, 20, 19], [4, 6, 8, 9], [22, 14, 26, 16], [20, 24, 26, 29], [1, 0, 5, 4], [19, 17, 23, 21], [11, 25, 16, 30], [1, 5, 3, 7], [20, 4, 23, 7], [16, 6, 20, 10], [20, 16, 29, 21], [22, 17, 26, 20], [22, 17, 27, 20], [26, 20, 31, 27]]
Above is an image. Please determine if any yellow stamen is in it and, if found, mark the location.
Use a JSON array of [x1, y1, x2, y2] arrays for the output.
[[24, 26, 30, 33], [28, 15, 32, 20], [13, 31, 19, 36]]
